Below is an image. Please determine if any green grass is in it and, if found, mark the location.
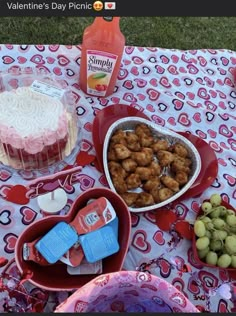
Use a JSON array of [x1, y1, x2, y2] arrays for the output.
[[0, 17, 236, 50]]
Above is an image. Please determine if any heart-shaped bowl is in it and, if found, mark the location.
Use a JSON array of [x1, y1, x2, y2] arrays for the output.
[[192, 198, 236, 279], [15, 187, 131, 291], [103, 117, 202, 213]]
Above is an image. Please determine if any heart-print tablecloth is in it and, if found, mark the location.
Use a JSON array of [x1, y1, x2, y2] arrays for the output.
[[0, 44, 235, 313]]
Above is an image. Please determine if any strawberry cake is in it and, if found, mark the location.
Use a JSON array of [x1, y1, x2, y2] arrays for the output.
[[0, 87, 69, 169]]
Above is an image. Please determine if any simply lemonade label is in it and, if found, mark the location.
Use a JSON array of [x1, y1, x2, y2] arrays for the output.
[[86, 50, 118, 96]]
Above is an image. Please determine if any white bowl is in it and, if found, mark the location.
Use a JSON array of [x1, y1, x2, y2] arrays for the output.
[[103, 117, 201, 213]]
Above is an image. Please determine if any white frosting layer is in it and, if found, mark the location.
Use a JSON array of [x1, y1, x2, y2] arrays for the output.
[[0, 87, 68, 154]]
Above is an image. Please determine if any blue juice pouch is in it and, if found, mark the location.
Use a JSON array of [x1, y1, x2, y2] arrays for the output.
[[35, 222, 79, 264], [79, 225, 119, 263]]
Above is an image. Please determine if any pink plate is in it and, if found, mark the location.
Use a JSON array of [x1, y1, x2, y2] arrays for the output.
[[92, 104, 218, 201], [92, 104, 149, 172]]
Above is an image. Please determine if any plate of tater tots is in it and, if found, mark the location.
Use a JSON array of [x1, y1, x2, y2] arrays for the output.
[[103, 117, 202, 213]]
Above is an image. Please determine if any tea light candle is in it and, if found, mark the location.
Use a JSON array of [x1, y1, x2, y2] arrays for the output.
[[37, 188, 68, 215]]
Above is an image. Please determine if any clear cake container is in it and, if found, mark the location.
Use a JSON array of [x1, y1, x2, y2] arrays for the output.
[[0, 68, 82, 171]]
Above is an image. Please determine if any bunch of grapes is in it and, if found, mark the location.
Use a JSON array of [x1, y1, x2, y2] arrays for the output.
[[194, 193, 236, 269]]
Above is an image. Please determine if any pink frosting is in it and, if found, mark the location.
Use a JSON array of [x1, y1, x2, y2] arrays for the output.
[[0, 113, 68, 154], [23, 134, 44, 154]]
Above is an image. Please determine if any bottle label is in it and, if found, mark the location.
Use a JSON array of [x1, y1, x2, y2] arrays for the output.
[[86, 50, 118, 96]]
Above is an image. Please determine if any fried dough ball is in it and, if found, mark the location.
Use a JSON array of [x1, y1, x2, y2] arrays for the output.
[[126, 173, 142, 189], [158, 187, 174, 202], [175, 171, 189, 186], [135, 123, 152, 137], [172, 143, 189, 158], [135, 192, 155, 207], [135, 167, 153, 181], [126, 131, 141, 151], [121, 158, 137, 173], [113, 144, 131, 160], [139, 134, 154, 147], [151, 139, 169, 152], [112, 177, 128, 194], [160, 175, 180, 193], [131, 150, 152, 166], [108, 161, 126, 179], [127, 141, 141, 152], [156, 150, 175, 167], [111, 129, 127, 145], [120, 192, 139, 207], [149, 161, 162, 176], [107, 145, 117, 161], [171, 159, 191, 174], [143, 177, 161, 192]]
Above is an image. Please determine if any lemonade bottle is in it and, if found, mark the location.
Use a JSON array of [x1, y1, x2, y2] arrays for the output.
[[79, 17, 125, 98]]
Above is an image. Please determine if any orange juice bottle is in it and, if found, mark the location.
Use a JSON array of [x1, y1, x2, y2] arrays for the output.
[[79, 17, 125, 98]]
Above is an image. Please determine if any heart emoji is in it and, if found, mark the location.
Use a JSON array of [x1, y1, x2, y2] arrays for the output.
[[219, 124, 233, 137], [193, 112, 201, 123], [177, 113, 191, 127], [58, 55, 70, 66], [209, 140, 223, 153], [2, 56, 15, 64], [158, 258, 172, 278], [76, 151, 95, 166], [66, 69, 75, 77], [171, 55, 179, 63], [173, 99, 184, 111], [111, 97, 120, 104], [197, 87, 210, 100], [196, 130, 207, 139], [205, 101, 217, 111], [209, 90, 217, 98], [123, 80, 134, 90], [175, 91, 185, 100], [157, 103, 168, 112], [84, 122, 93, 132], [118, 68, 128, 80], [160, 77, 171, 88], [153, 231, 165, 245], [216, 79, 224, 86], [198, 56, 207, 66], [168, 65, 178, 75], [142, 66, 150, 75], [30, 54, 45, 64], [160, 55, 169, 64], [224, 77, 234, 87], [4, 233, 17, 252], [132, 56, 144, 65], [219, 101, 226, 109], [155, 65, 165, 74], [123, 59, 131, 66], [123, 92, 137, 102], [132, 231, 151, 252], [49, 44, 60, 52], [149, 78, 158, 87], [207, 129, 217, 138], [186, 92, 195, 100], [131, 213, 140, 227], [206, 111, 215, 122], [204, 76, 214, 88], [179, 67, 187, 73], [130, 66, 139, 76], [125, 46, 134, 54], [218, 91, 227, 99], [6, 185, 29, 205], [147, 88, 160, 101], [17, 56, 27, 64], [184, 78, 193, 86], [20, 207, 38, 225], [0, 210, 11, 225], [218, 158, 227, 166], [134, 78, 147, 88], [35, 45, 45, 51], [172, 78, 181, 86], [46, 56, 55, 64], [53, 67, 62, 76], [167, 117, 176, 126], [137, 94, 146, 101], [0, 169, 12, 181], [218, 68, 227, 75], [143, 211, 156, 223], [78, 174, 95, 191], [146, 104, 155, 112]]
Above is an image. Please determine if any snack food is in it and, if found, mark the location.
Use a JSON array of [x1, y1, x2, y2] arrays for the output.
[[104, 118, 201, 212], [193, 193, 236, 269], [0, 87, 70, 169]]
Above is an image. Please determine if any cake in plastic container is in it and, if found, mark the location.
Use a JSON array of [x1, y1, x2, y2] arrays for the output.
[[0, 70, 81, 170]]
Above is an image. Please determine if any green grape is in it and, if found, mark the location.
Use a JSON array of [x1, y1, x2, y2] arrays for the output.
[[210, 193, 222, 207], [210, 239, 223, 251], [206, 251, 218, 265], [212, 218, 226, 230], [197, 247, 210, 259], [226, 215, 236, 227], [225, 235, 236, 255], [194, 220, 206, 237], [205, 230, 212, 239], [209, 207, 221, 219], [212, 230, 228, 241], [231, 255, 236, 268], [217, 254, 231, 268], [205, 222, 214, 230], [201, 216, 211, 224], [220, 207, 227, 217], [196, 236, 210, 250], [229, 227, 236, 234], [201, 202, 212, 213], [227, 209, 235, 216]]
